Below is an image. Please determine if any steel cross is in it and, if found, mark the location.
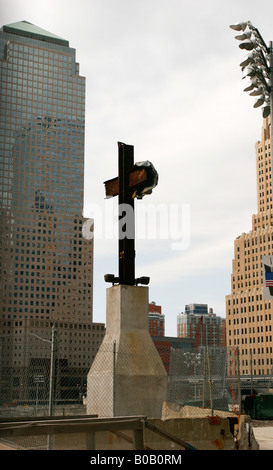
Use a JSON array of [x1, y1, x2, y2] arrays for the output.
[[104, 142, 158, 286]]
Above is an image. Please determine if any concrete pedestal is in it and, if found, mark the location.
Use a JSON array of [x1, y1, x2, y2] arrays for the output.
[[87, 285, 167, 418]]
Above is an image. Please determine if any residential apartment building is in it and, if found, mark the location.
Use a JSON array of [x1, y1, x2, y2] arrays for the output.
[[226, 117, 273, 376], [177, 304, 226, 348], [152, 336, 194, 374], [149, 301, 165, 336], [0, 21, 104, 404], [148, 302, 194, 373]]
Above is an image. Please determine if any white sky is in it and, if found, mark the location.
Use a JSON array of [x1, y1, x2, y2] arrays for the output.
[[1, 0, 273, 336]]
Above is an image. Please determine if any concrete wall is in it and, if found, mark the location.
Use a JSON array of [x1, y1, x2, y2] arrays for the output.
[[82, 414, 259, 451], [0, 413, 259, 451], [87, 285, 168, 418]]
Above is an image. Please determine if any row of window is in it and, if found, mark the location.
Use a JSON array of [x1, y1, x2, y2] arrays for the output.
[[231, 325, 272, 334], [0, 319, 101, 329], [8, 41, 72, 59], [228, 294, 267, 304], [229, 314, 272, 323], [229, 336, 272, 345]]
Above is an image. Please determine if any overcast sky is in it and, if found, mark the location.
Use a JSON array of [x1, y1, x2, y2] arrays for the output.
[[1, 0, 273, 336]]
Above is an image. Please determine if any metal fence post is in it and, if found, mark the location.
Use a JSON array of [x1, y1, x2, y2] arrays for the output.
[[47, 326, 56, 450], [49, 326, 56, 417], [113, 341, 116, 417], [202, 347, 207, 408], [133, 427, 145, 450], [237, 347, 241, 414], [250, 349, 253, 394], [207, 347, 214, 416]]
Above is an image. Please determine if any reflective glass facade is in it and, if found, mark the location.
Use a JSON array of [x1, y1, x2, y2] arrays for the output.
[[0, 22, 93, 327]]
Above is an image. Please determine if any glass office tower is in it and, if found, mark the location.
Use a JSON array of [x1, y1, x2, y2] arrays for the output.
[[0, 22, 103, 397], [0, 20, 91, 321]]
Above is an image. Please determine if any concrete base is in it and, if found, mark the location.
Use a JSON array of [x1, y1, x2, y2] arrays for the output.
[[87, 285, 168, 418]]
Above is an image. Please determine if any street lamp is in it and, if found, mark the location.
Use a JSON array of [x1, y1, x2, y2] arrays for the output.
[[230, 21, 273, 202], [230, 21, 273, 118]]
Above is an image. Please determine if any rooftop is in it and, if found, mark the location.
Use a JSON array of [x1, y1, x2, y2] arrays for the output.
[[1, 20, 69, 47]]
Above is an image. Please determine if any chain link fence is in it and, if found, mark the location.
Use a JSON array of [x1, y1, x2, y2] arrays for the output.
[[0, 331, 244, 448], [0, 334, 242, 418], [86, 339, 169, 418], [0, 326, 92, 449], [86, 341, 242, 419], [168, 346, 240, 414], [0, 327, 89, 417]]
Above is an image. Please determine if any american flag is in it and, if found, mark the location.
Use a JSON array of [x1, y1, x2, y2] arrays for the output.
[[265, 272, 273, 287]]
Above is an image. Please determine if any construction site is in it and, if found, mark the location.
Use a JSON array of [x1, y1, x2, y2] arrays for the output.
[[1, 332, 273, 451]]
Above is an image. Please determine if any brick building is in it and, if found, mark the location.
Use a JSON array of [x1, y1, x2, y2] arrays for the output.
[[226, 117, 273, 376], [177, 304, 226, 348], [149, 301, 165, 336]]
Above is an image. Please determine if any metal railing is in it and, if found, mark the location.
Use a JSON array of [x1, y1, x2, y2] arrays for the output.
[[0, 415, 197, 450]]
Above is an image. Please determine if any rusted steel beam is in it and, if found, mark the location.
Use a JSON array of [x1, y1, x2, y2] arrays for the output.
[[104, 168, 147, 198]]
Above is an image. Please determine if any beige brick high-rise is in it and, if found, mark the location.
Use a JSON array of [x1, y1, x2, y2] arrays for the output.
[[226, 117, 273, 376]]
